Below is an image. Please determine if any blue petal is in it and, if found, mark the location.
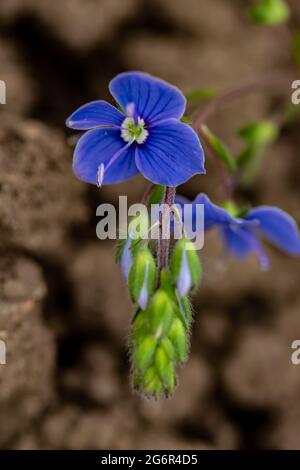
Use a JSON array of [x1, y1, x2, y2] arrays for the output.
[[135, 120, 205, 186], [66, 100, 124, 130], [109, 72, 186, 125], [245, 206, 300, 255], [73, 128, 139, 185], [194, 193, 238, 230], [221, 225, 270, 269]]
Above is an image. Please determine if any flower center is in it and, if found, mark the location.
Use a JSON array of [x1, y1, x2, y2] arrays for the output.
[[121, 117, 149, 144]]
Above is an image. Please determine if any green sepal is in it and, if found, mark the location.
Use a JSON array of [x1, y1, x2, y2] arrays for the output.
[[186, 244, 202, 288], [176, 293, 193, 328]]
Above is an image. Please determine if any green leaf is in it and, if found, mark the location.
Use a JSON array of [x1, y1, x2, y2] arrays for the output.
[[249, 0, 290, 25], [201, 125, 237, 173], [185, 86, 217, 102], [238, 121, 279, 145], [237, 121, 279, 184]]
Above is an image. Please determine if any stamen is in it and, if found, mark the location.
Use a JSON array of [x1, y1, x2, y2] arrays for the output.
[[121, 116, 149, 145], [97, 163, 105, 188]]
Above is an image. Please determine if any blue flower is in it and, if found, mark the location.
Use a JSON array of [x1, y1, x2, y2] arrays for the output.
[[66, 72, 205, 187], [176, 193, 300, 269]]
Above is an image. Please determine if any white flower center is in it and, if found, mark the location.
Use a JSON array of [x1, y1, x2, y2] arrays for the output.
[[121, 117, 149, 144]]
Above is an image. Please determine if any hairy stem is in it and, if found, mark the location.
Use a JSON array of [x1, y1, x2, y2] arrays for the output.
[[157, 186, 176, 280]]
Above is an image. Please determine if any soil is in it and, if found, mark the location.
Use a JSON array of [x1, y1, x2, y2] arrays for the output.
[[0, 0, 300, 450]]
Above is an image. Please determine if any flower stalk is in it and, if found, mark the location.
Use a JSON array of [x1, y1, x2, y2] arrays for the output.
[[157, 186, 176, 278]]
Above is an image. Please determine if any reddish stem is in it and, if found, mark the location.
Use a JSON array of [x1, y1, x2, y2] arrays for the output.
[[157, 186, 176, 279]]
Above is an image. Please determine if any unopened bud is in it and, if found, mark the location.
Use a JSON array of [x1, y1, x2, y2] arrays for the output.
[[170, 239, 202, 297], [129, 248, 156, 310], [149, 290, 173, 338], [134, 335, 157, 371], [169, 317, 189, 363]]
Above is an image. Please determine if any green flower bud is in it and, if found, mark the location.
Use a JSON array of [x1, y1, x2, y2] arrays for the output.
[[155, 345, 175, 387], [160, 337, 175, 361], [149, 290, 174, 338], [129, 248, 156, 310], [144, 373, 162, 399], [170, 239, 202, 297], [134, 335, 157, 371], [169, 317, 189, 363]]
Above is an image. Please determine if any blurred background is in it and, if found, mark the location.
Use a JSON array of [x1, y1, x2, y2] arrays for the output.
[[0, 0, 300, 450]]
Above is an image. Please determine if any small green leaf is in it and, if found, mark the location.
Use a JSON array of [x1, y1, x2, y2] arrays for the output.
[[237, 121, 279, 184], [238, 121, 279, 145], [201, 125, 237, 173], [249, 0, 290, 25]]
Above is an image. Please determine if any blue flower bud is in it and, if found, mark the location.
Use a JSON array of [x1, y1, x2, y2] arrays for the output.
[[170, 239, 202, 297]]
